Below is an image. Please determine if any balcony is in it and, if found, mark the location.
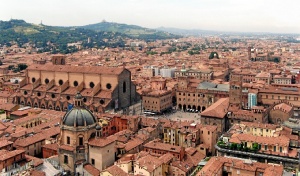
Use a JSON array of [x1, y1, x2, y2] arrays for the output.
[[215, 143, 299, 165]]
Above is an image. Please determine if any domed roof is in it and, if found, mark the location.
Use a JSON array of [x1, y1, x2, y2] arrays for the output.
[[62, 107, 97, 127], [96, 125, 101, 130], [75, 92, 83, 99]]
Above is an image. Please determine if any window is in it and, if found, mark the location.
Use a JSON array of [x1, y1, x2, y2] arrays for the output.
[[273, 146, 276, 152], [280, 147, 282, 152], [64, 155, 68, 164], [59, 79, 64, 85], [91, 159, 95, 165], [90, 82, 95, 88], [123, 81, 126, 93], [265, 145, 267, 150], [79, 137, 83, 146], [45, 78, 49, 84], [32, 77, 36, 83], [67, 137, 70, 144], [100, 99, 105, 104], [106, 83, 112, 89], [73, 81, 78, 87]]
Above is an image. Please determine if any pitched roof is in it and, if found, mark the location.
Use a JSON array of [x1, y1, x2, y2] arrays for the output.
[[88, 137, 115, 147], [84, 164, 100, 176], [200, 98, 229, 118], [27, 64, 125, 75], [144, 140, 182, 153], [102, 164, 128, 176], [197, 156, 283, 176], [136, 154, 163, 173]]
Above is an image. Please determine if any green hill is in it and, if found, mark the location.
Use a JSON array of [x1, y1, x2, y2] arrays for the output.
[[81, 21, 180, 40], [0, 19, 129, 54], [0, 20, 181, 54]]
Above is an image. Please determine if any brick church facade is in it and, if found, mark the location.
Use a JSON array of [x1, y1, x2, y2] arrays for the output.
[[14, 56, 138, 113]]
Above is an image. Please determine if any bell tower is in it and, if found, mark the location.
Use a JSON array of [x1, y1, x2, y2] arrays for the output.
[[229, 75, 242, 111]]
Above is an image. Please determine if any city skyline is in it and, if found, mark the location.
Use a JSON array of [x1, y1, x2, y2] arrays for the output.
[[1, 0, 300, 34]]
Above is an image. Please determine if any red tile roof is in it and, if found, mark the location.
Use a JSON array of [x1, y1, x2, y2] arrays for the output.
[[84, 164, 100, 176], [200, 98, 229, 118], [27, 64, 125, 75]]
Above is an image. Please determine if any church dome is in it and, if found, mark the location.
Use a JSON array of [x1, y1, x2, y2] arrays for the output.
[[62, 107, 97, 127]]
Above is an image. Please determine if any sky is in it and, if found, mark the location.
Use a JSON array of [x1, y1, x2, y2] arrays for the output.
[[1, 0, 300, 33]]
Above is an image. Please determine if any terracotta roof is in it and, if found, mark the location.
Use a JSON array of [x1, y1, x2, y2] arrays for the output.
[[29, 170, 46, 176], [125, 138, 144, 151], [27, 64, 125, 75], [59, 145, 75, 151], [229, 133, 290, 147], [102, 164, 128, 176], [0, 91, 12, 98], [14, 133, 45, 147], [0, 139, 13, 148], [197, 156, 283, 176], [200, 98, 229, 118], [0, 149, 25, 161], [88, 137, 115, 147], [159, 153, 174, 164], [84, 164, 100, 176], [144, 140, 182, 153], [273, 103, 293, 113], [42, 143, 58, 151], [25, 154, 44, 167], [136, 154, 163, 173], [0, 103, 18, 111]]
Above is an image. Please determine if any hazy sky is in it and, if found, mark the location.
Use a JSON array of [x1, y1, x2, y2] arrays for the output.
[[1, 0, 300, 33]]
